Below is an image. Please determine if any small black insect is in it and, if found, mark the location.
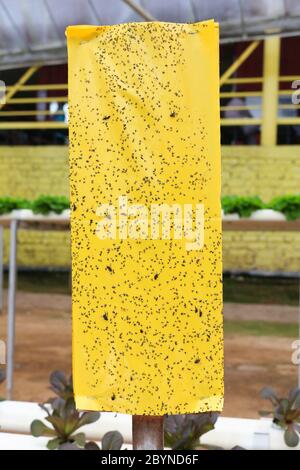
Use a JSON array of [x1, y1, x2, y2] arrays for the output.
[[111, 394, 116, 401], [103, 115, 111, 120], [194, 359, 201, 364], [154, 273, 159, 280], [103, 313, 108, 321], [106, 266, 114, 273], [170, 111, 176, 117]]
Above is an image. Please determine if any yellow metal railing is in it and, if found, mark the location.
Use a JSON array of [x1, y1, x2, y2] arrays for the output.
[[0, 65, 68, 130], [220, 37, 300, 145], [0, 38, 299, 146]]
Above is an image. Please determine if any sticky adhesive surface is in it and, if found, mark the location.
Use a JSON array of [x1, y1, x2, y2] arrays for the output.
[[67, 20, 223, 415]]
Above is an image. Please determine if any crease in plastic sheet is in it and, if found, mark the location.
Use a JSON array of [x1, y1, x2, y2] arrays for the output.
[[66, 20, 223, 415]]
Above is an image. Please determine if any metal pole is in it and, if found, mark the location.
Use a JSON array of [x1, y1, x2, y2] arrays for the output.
[[132, 416, 164, 450], [6, 218, 18, 399], [261, 36, 281, 146], [122, 0, 156, 22], [0, 225, 3, 313]]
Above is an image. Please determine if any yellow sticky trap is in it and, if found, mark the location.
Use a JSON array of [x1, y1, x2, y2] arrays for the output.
[[66, 20, 223, 415]]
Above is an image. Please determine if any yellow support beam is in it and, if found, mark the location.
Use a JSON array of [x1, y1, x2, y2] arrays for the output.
[[4, 84, 68, 91], [225, 77, 263, 84], [278, 90, 297, 95], [0, 110, 65, 116], [8, 97, 67, 104], [220, 118, 262, 126], [220, 91, 263, 98], [277, 118, 300, 125], [261, 37, 281, 146], [221, 90, 293, 99], [220, 41, 260, 87], [0, 121, 67, 129], [279, 76, 300, 82], [220, 105, 261, 111], [0, 65, 39, 109], [225, 75, 299, 85], [278, 104, 300, 109]]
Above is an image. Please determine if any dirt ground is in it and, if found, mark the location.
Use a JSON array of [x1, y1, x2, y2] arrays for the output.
[[0, 291, 298, 418]]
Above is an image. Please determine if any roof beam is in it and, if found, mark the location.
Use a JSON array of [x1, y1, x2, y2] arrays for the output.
[[122, 0, 156, 22]]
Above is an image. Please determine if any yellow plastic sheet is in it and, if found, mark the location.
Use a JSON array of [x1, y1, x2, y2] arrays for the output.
[[67, 20, 223, 415]]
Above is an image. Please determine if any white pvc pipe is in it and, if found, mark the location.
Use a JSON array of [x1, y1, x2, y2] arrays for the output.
[[1, 401, 298, 450], [0, 401, 132, 443], [0, 433, 50, 450], [0, 433, 106, 450], [201, 416, 271, 450]]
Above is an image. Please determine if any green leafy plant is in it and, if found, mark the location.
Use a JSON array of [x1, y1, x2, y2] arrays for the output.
[[164, 413, 218, 450], [60, 431, 124, 451], [260, 387, 300, 447], [84, 431, 124, 450], [31, 371, 124, 450], [221, 195, 263, 217], [0, 197, 31, 215], [268, 195, 300, 221], [31, 195, 69, 215], [31, 371, 100, 450]]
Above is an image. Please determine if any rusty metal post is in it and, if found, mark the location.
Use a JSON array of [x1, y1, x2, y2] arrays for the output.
[[132, 416, 164, 450]]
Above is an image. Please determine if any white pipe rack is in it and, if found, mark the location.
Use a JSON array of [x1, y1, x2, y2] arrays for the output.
[[1, 400, 298, 450]]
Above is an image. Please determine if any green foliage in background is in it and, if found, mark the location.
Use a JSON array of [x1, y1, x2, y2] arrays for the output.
[[30, 371, 100, 450], [260, 387, 300, 447], [1, 194, 300, 219], [268, 195, 300, 221], [0, 195, 69, 215], [164, 413, 218, 450], [31, 195, 69, 215], [221, 195, 263, 217], [30, 370, 125, 450], [0, 197, 31, 215]]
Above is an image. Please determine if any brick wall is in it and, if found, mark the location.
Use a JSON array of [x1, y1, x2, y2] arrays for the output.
[[222, 146, 300, 273], [222, 146, 300, 200], [0, 146, 69, 198], [0, 146, 299, 273]]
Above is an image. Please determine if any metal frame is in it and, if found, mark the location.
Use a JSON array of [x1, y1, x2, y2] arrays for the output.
[[0, 66, 39, 110], [220, 41, 260, 87], [261, 37, 281, 146], [0, 37, 299, 137], [2, 216, 70, 399], [0, 64, 68, 129], [220, 37, 300, 137]]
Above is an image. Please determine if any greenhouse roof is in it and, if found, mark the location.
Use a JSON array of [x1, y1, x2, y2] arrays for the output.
[[0, 0, 300, 69]]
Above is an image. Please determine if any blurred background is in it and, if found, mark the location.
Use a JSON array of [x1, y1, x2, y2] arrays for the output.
[[0, 0, 299, 421]]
